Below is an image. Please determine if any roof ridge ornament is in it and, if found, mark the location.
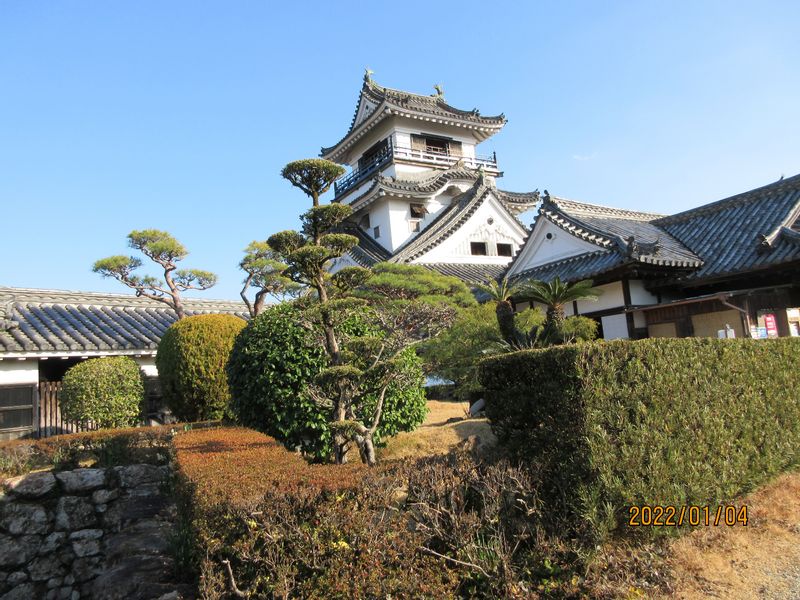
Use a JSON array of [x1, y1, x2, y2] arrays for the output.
[[433, 83, 445, 100], [364, 67, 374, 84]]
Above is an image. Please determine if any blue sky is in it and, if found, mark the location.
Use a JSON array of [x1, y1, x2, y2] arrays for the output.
[[1, 1, 799, 300]]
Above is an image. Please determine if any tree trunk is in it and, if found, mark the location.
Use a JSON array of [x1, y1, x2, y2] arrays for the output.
[[360, 434, 377, 467], [544, 305, 565, 344], [496, 300, 517, 345]]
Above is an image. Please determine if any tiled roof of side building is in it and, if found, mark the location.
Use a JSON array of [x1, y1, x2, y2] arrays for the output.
[[542, 196, 703, 268], [509, 250, 626, 284], [0, 287, 247, 355], [420, 263, 509, 285], [337, 224, 392, 267], [321, 75, 506, 160], [653, 173, 800, 282]]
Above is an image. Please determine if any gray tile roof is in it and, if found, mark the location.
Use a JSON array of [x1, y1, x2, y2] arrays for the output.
[[321, 75, 506, 160], [421, 263, 508, 284], [510, 174, 800, 286], [338, 224, 392, 267], [542, 196, 702, 267], [510, 251, 625, 284], [653, 174, 800, 283], [348, 166, 537, 219], [0, 288, 247, 356]]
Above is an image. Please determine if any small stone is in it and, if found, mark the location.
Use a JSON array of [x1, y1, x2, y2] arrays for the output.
[[4, 472, 57, 499], [56, 497, 96, 531], [55, 469, 106, 494], [1, 583, 36, 600], [46, 590, 59, 600], [29, 554, 66, 581], [71, 591, 79, 600], [0, 534, 40, 567], [71, 557, 102, 582], [0, 502, 50, 534], [70, 529, 103, 558], [94, 504, 107, 514], [58, 586, 73, 599], [63, 574, 74, 586], [47, 576, 63, 589], [7, 571, 27, 585], [113, 465, 164, 488], [91, 489, 118, 504], [57, 548, 75, 566], [40, 532, 67, 555]]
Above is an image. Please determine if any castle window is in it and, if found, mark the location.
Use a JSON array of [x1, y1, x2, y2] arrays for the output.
[[409, 220, 421, 233], [410, 134, 462, 157], [358, 139, 390, 170], [373, 226, 381, 239], [410, 203, 427, 218], [470, 242, 488, 256], [359, 213, 370, 230], [497, 243, 513, 257]]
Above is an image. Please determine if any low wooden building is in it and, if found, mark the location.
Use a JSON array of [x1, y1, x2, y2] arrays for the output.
[[0, 287, 246, 440], [507, 174, 800, 340]]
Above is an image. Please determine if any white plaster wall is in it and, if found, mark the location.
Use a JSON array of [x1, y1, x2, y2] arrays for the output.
[[601, 314, 629, 339], [366, 199, 393, 251], [0, 360, 39, 385], [418, 193, 526, 265], [633, 311, 647, 329], [134, 356, 159, 378], [576, 281, 624, 313], [328, 254, 360, 275], [628, 280, 660, 305], [507, 219, 600, 278]]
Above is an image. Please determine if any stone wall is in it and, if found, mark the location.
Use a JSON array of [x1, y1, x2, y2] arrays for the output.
[[0, 464, 176, 600]]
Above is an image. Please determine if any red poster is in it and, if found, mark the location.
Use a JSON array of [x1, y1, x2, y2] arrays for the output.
[[764, 314, 779, 338]]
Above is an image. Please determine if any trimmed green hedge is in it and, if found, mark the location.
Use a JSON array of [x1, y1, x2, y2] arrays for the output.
[[479, 338, 800, 542], [61, 356, 144, 428], [157, 314, 247, 422]]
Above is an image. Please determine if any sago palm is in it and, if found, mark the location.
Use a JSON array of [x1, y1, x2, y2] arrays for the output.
[[477, 276, 520, 345], [517, 277, 599, 343]]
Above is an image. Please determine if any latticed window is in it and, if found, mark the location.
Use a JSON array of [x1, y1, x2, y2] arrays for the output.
[[0, 386, 35, 431], [470, 242, 488, 256], [497, 243, 513, 257]]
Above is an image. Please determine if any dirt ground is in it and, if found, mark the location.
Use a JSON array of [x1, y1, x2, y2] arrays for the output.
[[379, 400, 496, 461], [663, 470, 800, 599]]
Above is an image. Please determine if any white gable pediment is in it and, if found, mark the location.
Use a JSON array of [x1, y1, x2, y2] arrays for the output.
[[352, 94, 380, 130], [412, 191, 527, 265], [507, 217, 603, 277]]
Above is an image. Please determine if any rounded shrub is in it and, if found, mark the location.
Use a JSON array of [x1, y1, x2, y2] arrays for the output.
[[227, 303, 428, 461], [156, 313, 246, 422], [61, 356, 144, 428], [227, 303, 329, 458]]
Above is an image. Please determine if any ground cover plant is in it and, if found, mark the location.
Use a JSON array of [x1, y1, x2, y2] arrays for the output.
[[479, 337, 800, 545], [0, 425, 178, 477], [60, 355, 145, 428], [172, 426, 598, 599]]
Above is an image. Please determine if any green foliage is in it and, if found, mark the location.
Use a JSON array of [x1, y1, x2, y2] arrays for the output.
[[559, 314, 598, 342], [479, 337, 800, 544], [238, 241, 301, 316], [516, 277, 599, 343], [60, 357, 145, 428], [227, 303, 330, 458], [281, 159, 346, 205], [156, 314, 246, 421], [94, 229, 217, 316], [301, 204, 352, 237], [226, 304, 427, 460], [358, 263, 477, 308], [331, 266, 372, 293], [266, 230, 306, 256]]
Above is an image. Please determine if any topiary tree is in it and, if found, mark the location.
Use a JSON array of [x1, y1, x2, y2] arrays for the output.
[[227, 304, 430, 462], [93, 229, 217, 319], [60, 356, 145, 428], [156, 313, 246, 422]]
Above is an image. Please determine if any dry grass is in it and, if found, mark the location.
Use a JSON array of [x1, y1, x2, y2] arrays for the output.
[[661, 469, 800, 599], [379, 400, 496, 461]]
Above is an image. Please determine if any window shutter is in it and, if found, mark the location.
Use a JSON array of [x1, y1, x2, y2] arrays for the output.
[[448, 140, 462, 157], [411, 134, 426, 152]]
